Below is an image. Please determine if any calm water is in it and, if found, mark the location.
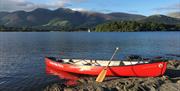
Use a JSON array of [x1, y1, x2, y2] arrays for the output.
[[0, 32, 180, 91]]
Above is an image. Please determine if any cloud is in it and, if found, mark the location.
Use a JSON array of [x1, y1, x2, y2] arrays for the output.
[[153, 3, 180, 12], [99, 9, 112, 13], [0, 0, 87, 12], [0, 0, 32, 11], [71, 8, 88, 12]]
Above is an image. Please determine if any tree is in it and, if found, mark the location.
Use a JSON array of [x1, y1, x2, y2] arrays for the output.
[[95, 21, 180, 32]]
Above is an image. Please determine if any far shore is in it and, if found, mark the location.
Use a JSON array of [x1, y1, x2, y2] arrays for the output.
[[0, 30, 180, 32]]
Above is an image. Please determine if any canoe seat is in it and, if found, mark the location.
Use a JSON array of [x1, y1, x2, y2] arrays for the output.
[[83, 63, 92, 65], [69, 59, 74, 62], [119, 61, 125, 66], [83, 60, 101, 66], [57, 59, 64, 63]]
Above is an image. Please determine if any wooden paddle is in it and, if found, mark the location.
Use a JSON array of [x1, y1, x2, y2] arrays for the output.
[[96, 47, 119, 82]]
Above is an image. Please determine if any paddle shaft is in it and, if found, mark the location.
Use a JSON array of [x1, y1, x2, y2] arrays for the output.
[[105, 48, 119, 68]]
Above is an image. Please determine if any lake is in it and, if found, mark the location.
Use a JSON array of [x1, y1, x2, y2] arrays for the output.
[[0, 32, 180, 91]]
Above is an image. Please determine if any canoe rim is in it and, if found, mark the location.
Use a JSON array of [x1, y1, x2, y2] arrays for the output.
[[45, 56, 168, 67]]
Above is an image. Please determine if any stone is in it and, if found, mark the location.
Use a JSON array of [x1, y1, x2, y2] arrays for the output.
[[49, 84, 62, 91], [78, 79, 87, 84], [150, 87, 156, 91], [177, 65, 180, 70], [64, 88, 73, 91], [177, 80, 180, 84], [96, 87, 104, 91], [115, 86, 121, 90]]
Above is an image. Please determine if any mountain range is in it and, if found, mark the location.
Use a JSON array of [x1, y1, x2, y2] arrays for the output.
[[0, 8, 180, 29]]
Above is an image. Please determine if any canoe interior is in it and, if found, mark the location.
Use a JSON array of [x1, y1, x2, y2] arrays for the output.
[[63, 59, 150, 66], [47, 57, 152, 66]]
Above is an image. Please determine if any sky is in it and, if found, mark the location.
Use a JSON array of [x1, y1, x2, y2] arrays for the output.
[[0, 0, 179, 16]]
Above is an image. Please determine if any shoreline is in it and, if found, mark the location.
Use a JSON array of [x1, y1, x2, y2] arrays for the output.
[[0, 31, 180, 32]]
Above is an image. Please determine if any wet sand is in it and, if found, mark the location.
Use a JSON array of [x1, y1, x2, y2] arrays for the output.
[[43, 60, 180, 91]]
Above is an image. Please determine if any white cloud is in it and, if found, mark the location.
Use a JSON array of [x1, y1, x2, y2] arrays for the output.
[[0, 0, 31, 11], [0, 0, 87, 12], [152, 3, 180, 15], [153, 3, 180, 12], [71, 8, 88, 11]]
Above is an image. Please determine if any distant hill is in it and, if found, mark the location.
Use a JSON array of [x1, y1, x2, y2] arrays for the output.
[[0, 12, 9, 18], [140, 15, 180, 25], [0, 8, 180, 31], [108, 12, 146, 21]]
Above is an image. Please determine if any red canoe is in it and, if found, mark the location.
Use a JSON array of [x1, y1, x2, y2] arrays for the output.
[[45, 57, 167, 77]]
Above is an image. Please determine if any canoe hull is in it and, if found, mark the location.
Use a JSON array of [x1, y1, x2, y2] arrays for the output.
[[45, 58, 167, 77]]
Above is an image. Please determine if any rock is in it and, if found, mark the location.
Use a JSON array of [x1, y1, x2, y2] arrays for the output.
[[96, 87, 104, 91], [168, 60, 180, 69], [177, 80, 180, 84], [159, 83, 180, 91], [48, 84, 62, 91], [86, 86, 96, 91], [115, 86, 122, 90], [123, 86, 128, 91], [79, 88, 88, 91], [87, 78, 95, 83], [64, 88, 73, 91], [78, 79, 87, 84], [162, 76, 168, 80], [177, 65, 180, 70], [126, 82, 134, 89], [150, 86, 156, 91]]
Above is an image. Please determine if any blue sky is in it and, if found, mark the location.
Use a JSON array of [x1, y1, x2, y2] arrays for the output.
[[0, 0, 179, 16]]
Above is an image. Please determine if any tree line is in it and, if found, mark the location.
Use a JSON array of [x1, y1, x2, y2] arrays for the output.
[[0, 25, 89, 32], [1, 21, 180, 32], [95, 21, 180, 32], [0, 25, 46, 32]]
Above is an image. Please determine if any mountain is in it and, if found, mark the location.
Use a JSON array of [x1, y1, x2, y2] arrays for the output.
[[108, 12, 146, 21], [0, 8, 180, 30], [0, 12, 9, 18], [140, 15, 180, 25], [167, 12, 180, 19], [0, 8, 146, 28]]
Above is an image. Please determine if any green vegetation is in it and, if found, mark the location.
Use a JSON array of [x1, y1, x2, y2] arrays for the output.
[[0, 25, 47, 32], [95, 21, 180, 32], [45, 18, 72, 27], [1, 21, 180, 32], [0, 25, 89, 32]]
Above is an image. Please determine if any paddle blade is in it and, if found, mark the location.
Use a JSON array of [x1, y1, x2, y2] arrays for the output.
[[96, 69, 107, 82]]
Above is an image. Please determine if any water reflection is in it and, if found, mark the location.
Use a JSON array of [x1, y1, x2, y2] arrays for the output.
[[46, 66, 79, 86]]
